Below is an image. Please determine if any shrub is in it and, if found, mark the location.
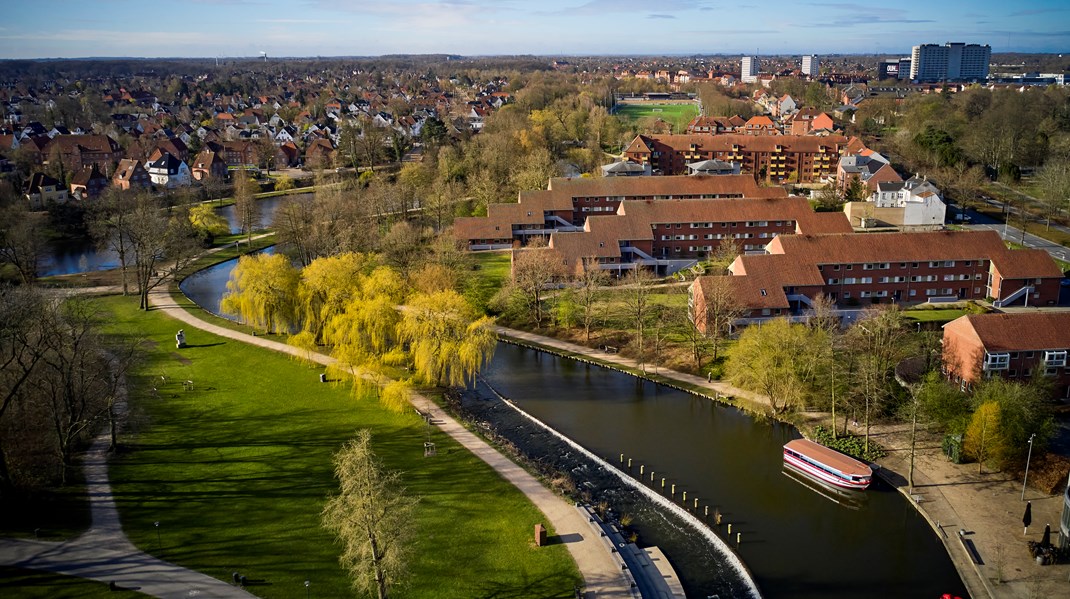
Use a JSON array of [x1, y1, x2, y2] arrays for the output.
[[810, 426, 887, 462]]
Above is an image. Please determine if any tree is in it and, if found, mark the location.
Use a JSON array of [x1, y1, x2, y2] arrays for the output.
[[575, 259, 609, 343], [847, 307, 910, 453], [725, 318, 825, 414], [708, 237, 741, 275], [813, 182, 844, 210], [297, 252, 372, 343], [126, 197, 199, 310], [511, 240, 565, 328], [969, 377, 1055, 471], [625, 268, 656, 372], [322, 429, 417, 599], [0, 204, 46, 284], [187, 203, 229, 240], [88, 189, 138, 295], [695, 276, 745, 361], [398, 290, 496, 387], [255, 136, 277, 175], [233, 175, 260, 247], [221, 252, 300, 333], [0, 287, 50, 496], [1036, 159, 1070, 230], [964, 401, 1002, 474]]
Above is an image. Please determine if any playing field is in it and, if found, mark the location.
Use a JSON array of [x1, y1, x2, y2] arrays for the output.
[[613, 102, 699, 133]]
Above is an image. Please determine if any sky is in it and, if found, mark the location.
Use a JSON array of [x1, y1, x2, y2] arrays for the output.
[[1, 0, 1067, 59]]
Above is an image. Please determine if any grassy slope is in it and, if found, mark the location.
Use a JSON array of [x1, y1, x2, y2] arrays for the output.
[[464, 250, 512, 313], [0, 566, 148, 598], [99, 295, 579, 599]]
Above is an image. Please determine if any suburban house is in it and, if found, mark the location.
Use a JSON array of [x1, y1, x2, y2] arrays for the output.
[[43, 134, 123, 174], [305, 138, 336, 169], [191, 149, 228, 181], [147, 152, 191, 188], [942, 312, 1070, 398], [624, 133, 847, 182], [743, 115, 779, 135], [454, 175, 789, 250], [843, 176, 947, 229], [837, 151, 902, 192], [24, 172, 68, 209], [685, 115, 745, 135], [112, 158, 151, 190], [69, 163, 109, 200], [689, 229, 1064, 328], [601, 160, 651, 177]]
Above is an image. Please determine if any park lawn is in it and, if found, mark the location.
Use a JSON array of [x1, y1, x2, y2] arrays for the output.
[[0, 566, 148, 598], [614, 103, 699, 133], [464, 250, 512, 313], [904, 308, 969, 323], [97, 296, 579, 599]]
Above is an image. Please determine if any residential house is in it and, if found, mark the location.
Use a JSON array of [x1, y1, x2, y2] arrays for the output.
[[689, 230, 1064, 329], [836, 151, 901, 193], [843, 176, 946, 228], [147, 152, 191, 188], [942, 312, 1070, 398], [44, 134, 123, 174], [191, 149, 228, 181], [685, 115, 745, 135], [112, 158, 151, 190], [304, 138, 336, 169], [743, 115, 779, 136], [24, 172, 68, 209], [69, 163, 109, 200]]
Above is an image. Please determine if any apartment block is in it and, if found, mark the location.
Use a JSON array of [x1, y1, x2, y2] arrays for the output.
[[801, 55, 820, 77], [910, 43, 991, 82], [741, 56, 759, 83]]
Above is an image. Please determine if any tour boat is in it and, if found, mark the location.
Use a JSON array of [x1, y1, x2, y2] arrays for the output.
[[783, 438, 872, 491]]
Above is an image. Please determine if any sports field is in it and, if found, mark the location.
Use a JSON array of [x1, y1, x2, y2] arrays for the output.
[[613, 102, 699, 133]]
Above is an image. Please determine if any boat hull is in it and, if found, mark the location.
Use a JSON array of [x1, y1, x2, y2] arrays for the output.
[[783, 451, 871, 490]]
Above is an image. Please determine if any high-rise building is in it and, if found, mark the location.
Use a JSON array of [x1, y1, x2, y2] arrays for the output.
[[801, 55, 819, 77], [741, 56, 758, 83], [910, 43, 991, 82]]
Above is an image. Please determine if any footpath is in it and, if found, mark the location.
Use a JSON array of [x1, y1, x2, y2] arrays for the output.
[[143, 289, 634, 598], [492, 325, 1070, 599]]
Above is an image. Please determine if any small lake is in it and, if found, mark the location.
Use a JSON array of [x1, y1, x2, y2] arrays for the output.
[[178, 247, 276, 316]]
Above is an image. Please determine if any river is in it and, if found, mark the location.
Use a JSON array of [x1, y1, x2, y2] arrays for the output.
[[179, 255, 969, 599], [38, 194, 303, 276]]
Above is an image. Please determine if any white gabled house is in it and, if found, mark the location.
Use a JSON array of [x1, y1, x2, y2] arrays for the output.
[[147, 152, 191, 188]]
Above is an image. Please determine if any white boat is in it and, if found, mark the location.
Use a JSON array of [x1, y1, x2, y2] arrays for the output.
[[783, 438, 872, 490]]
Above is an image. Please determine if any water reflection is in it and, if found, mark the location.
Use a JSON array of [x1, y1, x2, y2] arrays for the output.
[[178, 247, 275, 316]]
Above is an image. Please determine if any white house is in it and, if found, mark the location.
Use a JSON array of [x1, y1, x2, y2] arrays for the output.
[[147, 152, 191, 188]]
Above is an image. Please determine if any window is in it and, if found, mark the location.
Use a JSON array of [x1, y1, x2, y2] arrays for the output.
[[974, 274, 982, 280], [943, 274, 955, 281], [911, 262, 920, 268], [984, 352, 1010, 371], [827, 278, 839, 285], [843, 292, 851, 298], [863, 264, 875, 270], [860, 277, 873, 284], [846, 265, 853, 270], [943, 261, 955, 267], [760, 289, 768, 296], [833, 265, 840, 271], [843, 277, 858, 284], [860, 291, 871, 298], [909, 289, 917, 297], [1044, 350, 1068, 368]]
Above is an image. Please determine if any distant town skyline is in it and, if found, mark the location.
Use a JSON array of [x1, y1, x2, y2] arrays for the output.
[[1, 0, 1067, 60]]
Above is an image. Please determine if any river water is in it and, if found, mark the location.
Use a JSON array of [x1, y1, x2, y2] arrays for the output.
[[179, 255, 969, 599], [38, 194, 303, 276]]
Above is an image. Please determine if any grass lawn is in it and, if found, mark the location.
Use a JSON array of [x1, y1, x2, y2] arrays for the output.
[[97, 295, 579, 599], [904, 308, 969, 323], [464, 250, 512, 313], [0, 566, 148, 598], [614, 102, 699, 133]]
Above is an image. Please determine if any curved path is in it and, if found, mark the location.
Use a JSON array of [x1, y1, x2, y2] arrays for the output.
[[0, 365, 256, 598], [144, 289, 634, 598]]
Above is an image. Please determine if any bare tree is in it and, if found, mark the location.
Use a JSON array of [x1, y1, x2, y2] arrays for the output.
[[625, 267, 657, 372], [511, 239, 566, 328], [125, 196, 199, 310], [847, 307, 910, 453], [89, 188, 138, 295], [233, 175, 260, 247], [322, 429, 418, 599], [0, 204, 46, 284], [576, 258, 610, 343], [696, 276, 745, 361]]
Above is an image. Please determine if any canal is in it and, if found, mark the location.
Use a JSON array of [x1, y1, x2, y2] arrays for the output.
[[180, 254, 969, 599]]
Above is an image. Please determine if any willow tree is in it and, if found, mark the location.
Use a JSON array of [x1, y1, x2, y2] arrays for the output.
[[322, 429, 417, 599], [298, 252, 374, 343], [725, 318, 826, 414], [187, 203, 230, 239], [220, 252, 300, 333], [322, 267, 407, 391], [399, 290, 496, 387]]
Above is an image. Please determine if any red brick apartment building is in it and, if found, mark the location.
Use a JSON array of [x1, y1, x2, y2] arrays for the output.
[[453, 175, 786, 250], [943, 312, 1070, 398], [546, 196, 853, 275], [689, 230, 1064, 327], [623, 133, 846, 182]]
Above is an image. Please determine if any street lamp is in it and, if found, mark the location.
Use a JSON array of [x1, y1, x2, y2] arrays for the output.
[[154, 521, 161, 549], [304, 579, 310, 599], [1022, 433, 1036, 501]]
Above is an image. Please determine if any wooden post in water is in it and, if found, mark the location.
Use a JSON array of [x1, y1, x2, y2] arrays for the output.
[[671, 483, 676, 497], [727, 523, 732, 535], [715, 510, 722, 526], [639, 464, 644, 476], [736, 532, 741, 546], [650, 471, 655, 482], [682, 491, 687, 503], [627, 458, 632, 469], [620, 453, 624, 464], [704, 505, 709, 518], [661, 478, 666, 490], [694, 498, 699, 509]]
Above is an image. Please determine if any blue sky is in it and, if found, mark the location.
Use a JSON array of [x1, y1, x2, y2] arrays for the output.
[[1, 0, 1067, 59]]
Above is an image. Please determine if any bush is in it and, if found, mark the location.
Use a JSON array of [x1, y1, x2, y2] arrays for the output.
[[810, 426, 887, 462]]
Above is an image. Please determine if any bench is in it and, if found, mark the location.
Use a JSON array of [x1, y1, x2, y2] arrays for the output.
[[602, 345, 619, 354], [958, 531, 983, 565]]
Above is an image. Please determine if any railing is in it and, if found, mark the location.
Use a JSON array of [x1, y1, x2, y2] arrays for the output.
[[993, 285, 1033, 308]]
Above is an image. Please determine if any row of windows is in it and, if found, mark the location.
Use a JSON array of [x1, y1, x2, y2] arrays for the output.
[[656, 221, 793, 230], [827, 275, 981, 285], [839, 287, 980, 299], [661, 232, 776, 241], [985, 350, 1068, 370], [821, 260, 982, 271]]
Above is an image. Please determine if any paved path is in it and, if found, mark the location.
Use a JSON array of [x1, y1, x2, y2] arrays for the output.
[[143, 289, 633, 598], [0, 368, 256, 598]]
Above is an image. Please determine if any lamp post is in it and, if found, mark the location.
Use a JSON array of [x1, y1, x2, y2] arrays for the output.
[[154, 521, 161, 548], [304, 579, 310, 599], [1022, 433, 1036, 501]]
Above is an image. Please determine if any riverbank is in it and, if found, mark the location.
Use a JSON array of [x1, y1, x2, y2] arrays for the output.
[[492, 325, 1070, 599]]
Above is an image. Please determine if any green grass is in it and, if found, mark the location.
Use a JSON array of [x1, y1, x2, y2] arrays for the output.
[[0, 566, 148, 598], [97, 295, 579, 599], [464, 250, 512, 313], [614, 102, 699, 133], [904, 308, 968, 323]]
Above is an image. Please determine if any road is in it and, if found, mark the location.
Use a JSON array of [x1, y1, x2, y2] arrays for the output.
[[960, 202, 1070, 263]]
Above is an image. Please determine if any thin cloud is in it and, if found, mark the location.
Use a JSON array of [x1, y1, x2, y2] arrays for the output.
[[648, 14, 675, 20]]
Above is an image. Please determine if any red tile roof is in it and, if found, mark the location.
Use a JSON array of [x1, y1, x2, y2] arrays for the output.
[[946, 312, 1070, 352]]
